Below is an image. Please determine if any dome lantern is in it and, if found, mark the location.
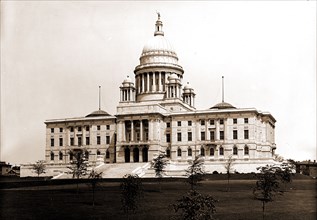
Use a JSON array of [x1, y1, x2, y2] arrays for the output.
[[154, 12, 164, 36]]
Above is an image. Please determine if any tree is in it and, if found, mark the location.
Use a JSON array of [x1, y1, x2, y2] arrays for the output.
[[185, 156, 205, 190], [276, 160, 295, 191], [88, 169, 103, 206], [151, 153, 168, 191], [120, 174, 143, 219], [32, 160, 46, 180], [224, 155, 235, 192], [173, 190, 218, 220], [253, 165, 281, 220], [67, 150, 89, 193]]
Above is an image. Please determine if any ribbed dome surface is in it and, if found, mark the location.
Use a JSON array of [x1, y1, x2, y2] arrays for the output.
[[210, 102, 236, 110], [86, 110, 111, 117]]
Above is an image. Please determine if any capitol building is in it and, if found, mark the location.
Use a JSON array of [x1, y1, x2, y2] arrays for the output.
[[21, 15, 277, 178]]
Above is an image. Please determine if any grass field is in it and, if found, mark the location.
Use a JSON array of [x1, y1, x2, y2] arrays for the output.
[[0, 176, 316, 220]]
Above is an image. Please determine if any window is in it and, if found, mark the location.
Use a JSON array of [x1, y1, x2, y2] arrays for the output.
[[220, 131, 224, 140], [70, 137, 74, 146], [59, 152, 63, 160], [244, 146, 249, 155], [70, 127, 74, 132], [201, 120, 205, 126], [244, 130, 249, 139], [244, 118, 248, 124], [200, 147, 205, 156], [59, 138, 63, 147], [177, 148, 182, 157], [219, 147, 224, 156], [69, 152, 73, 161], [59, 128, 63, 133], [50, 138, 54, 147], [106, 150, 110, 159], [188, 132, 192, 141], [233, 146, 238, 155], [51, 128, 54, 133], [97, 136, 101, 145], [106, 136, 110, 144], [177, 121, 181, 126], [106, 125, 110, 130], [166, 133, 171, 143], [97, 150, 101, 156], [188, 121, 192, 126], [50, 152, 54, 161], [97, 125, 101, 130], [220, 119, 224, 125], [177, 132, 182, 142], [86, 137, 90, 145], [78, 137, 82, 146], [188, 148, 192, 156], [166, 122, 171, 128], [210, 131, 215, 141], [78, 126, 82, 132], [201, 132, 205, 141], [233, 130, 238, 139], [210, 120, 215, 125], [210, 148, 215, 156], [85, 151, 89, 160], [86, 126, 90, 131], [233, 118, 237, 124], [166, 149, 171, 158]]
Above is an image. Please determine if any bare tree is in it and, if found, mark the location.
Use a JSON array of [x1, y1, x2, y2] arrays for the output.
[[151, 153, 168, 191], [224, 155, 235, 192], [32, 160, 46, 180], [88, 169, 103, 206], [185, 156, 205, 190]]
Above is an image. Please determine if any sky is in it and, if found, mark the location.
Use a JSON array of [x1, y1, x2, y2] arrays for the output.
[[1, 1, 316, 165]]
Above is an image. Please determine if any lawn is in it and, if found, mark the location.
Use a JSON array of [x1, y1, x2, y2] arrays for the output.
[[0, 177, 316, 220]]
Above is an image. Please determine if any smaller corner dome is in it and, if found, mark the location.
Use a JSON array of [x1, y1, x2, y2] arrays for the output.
[[210, 102, 236, 110], [123, 76, 133, 83], [169, 73, 178, 80], [184, 82, 193, 90], [86, 110, 111, 117]]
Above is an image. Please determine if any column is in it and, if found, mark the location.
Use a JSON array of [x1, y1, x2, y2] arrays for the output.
[[140, 120, 143, 141], [146, 73, 150, 92], [122, 121, 126, 142], [215, 120, 219, 140], [158, 72, 161, 91], [131, 120, 134, 142], [152, 73, 155, 92], [148, 119, 153, 141]]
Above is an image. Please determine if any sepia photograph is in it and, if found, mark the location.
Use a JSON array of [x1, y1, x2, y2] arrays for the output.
[[1, 1, 316, 219]]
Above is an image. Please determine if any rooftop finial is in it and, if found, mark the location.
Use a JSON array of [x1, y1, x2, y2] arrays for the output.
[[154, 12, 164, 36]]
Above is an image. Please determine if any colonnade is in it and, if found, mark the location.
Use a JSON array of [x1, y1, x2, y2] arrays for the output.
[[135, 72, 167, 94]]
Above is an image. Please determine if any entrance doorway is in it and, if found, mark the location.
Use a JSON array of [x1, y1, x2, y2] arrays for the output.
[[142, 146, 148, 162], [124, 147, 130, 162], [133, 147, 139, 162]]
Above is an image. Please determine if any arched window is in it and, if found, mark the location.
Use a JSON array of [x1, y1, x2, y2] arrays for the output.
[[200, 147, 205, 156], [85, 151, 89, 160], [210, 148, 215, 156], [69, 151, 73, 161], [133, 147, 139, 162], [166, 148, 171, 158], [59, 152, 63, 160], [97, 150, 101, 156], [106, 150, 110, 158], [233, 146, 238, 155], [50, 152, 54, 161], [177, 148, 182, 157], [219, 147, 224, 156], [142, 146, 148, 162], [125, 147, 130, 162], [188, 148, 192, 156], [244, 146, 249, 155]]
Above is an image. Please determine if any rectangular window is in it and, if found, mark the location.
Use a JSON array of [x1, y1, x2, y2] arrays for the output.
[[166, 122, 170, 128], [106, 125, 110, 130], [70, 127, 74, 132], [210, 131, 215, 141], [244, 118, 249, 124], [177, 121, 181, 126], [106, 136, 110, 144], [188, 132, 192, 141], [70, 137, 74, 146], [78, 137, 82, 146], [59, 128, 63, 133], [210, 120, 215, 125], [78, 126, 82, 132], [244, 130, 249, 139], [97, 136, 101, 145], [166, 133, 170, 143], [51, 128, 54, 133], [177, 132, 182, 142], [97, 125, 101, 130], [201, 132, 205, 141], [188, 121, 192, 126], [59, 138, 63, 146], [220, 131, 224, 140], [86, 137, 90, 145], [201, 120, 205, 126], [220, 119, 224, 125], [86, 126, 90, 131], [233, 130, 238, 139], [233, 118, 237, 124], [50, 138, 54, 147]]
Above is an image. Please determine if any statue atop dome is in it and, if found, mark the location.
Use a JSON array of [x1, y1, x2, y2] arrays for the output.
[[156, 11, 160, 20]]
